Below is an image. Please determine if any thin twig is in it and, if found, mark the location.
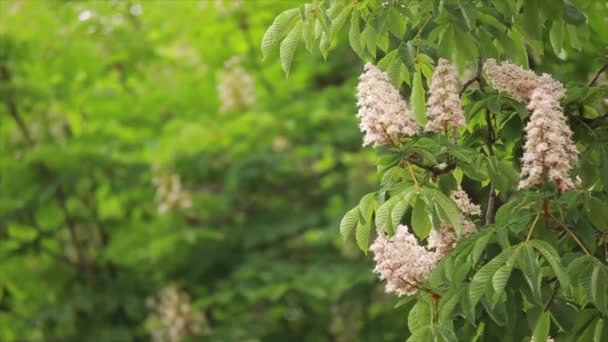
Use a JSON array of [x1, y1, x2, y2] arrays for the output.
[[526, 211, 542, 241], [589, 61, 608, 87], [406, 161, 420, 188], [548, 213, 591, 255], [544, 282, 560, 312], [407, 155, 456, 176], [459, 57, 484, 97]]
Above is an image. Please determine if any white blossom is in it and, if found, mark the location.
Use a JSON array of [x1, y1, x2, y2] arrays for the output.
[[369, 225, 438, 296], [146, 286, 208, 342], [483, 59, 566, 103], [519, 88, 579, 192], [217, 56, 256, 113], [370, 187, 482, 295], [425, 59, 466, 132], [356, 63, 420, 147], [152, 166, 193, 214]]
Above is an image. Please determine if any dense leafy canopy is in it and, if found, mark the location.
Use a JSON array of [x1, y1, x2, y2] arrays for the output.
[[261, 0, 608, 341]]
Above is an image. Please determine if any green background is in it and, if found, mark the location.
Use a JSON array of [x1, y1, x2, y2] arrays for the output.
[[0, 1, 407, 341]]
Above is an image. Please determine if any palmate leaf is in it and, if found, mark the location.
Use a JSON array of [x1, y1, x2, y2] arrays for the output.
[[349, 9, 363, 57], [302, 5, 315, 52], [280, 21, 303, 75], [355, 193, 377, 253], [410, 69, 427, 126], [261, 8, 301, 59], [339, 207, 359, 240], [411, 197, 432, 239], [329, 5, 352, 42], [408, 299, 433, 332], [469, 245, 516, 307], [428, 188, 462, 236], [532, 309, 551, 342], [527, 240, 570, 288]]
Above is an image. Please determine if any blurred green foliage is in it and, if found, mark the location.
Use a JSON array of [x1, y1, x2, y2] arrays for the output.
[[0, 1, 407, 340]]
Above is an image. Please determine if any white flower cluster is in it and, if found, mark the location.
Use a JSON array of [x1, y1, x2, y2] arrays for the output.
[[370, 224, 438, 296], [483, 59, 566, 103], [484, 59, 578, 193], [152, 166, 193, 214], [520, 88, 579, 192], [146, 286, 208, 342], [425, 58, 466, 132], [356, 63, 420, 146], [370, 188, 480, 296], [217, 56, 256, 113]]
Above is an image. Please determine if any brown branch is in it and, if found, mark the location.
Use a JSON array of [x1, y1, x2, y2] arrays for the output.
[[589, 61, 608, 87], [459, 57, 484, 97], [544, 282, 560, 312], [407, 155, 456, 176], [484, 103, 498, 224]]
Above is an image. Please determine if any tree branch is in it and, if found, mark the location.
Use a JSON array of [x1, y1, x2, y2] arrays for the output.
[[460, 57, 484, 97], [407, 155, 456, 176], [589, 61, 608, 87]]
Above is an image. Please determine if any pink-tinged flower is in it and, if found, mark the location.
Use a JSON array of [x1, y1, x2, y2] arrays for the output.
[[483, 59, 566, 103], [519, 88, 579, 192], [356, 63, 420, 147], [425, 59, 466, 132], [369, 225, 438, 296]]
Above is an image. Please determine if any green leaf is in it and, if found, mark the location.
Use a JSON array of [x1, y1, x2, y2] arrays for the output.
[[361, 25, 378, 58], [518, 245, 543, 303], [339, 207, 359, 240], [586, 196, 608, 231], [429, 189, 462, 236], [439, 289, 463, 323], [378, 50, 404, 87], [532, 309, 551, 342], [261, 8, 301, 59], [457, 0, 477, 31], [355, 193, 377, 253], [469, 246, 515, 307], [280, 21, 303, 75], [594, 319, 605, 342], [349, 9, 363, 57], [563, 0, 586, 25], [330, 5, 352, 43], [550, 20, 564, 56], [411, 69, 427, 126], [408, 300, 433, 332], [528, 240, 570, 287], [591, 264, 608, 314], [302, 6, 315, 53], [412, 197, 432, 239], [391, 187, 416, 229], [398, 41, 416, 71], [492, 262, 513, 299], [433, 325, 459, 342], [319, 32, 330, 60], [355, 220, 372, 254]]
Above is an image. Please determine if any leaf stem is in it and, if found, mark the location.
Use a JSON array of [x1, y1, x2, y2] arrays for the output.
[[406, 161, 420, 188], [589, 61, 608, 87], [525, 211, 542, 241], [548, 213, 591, 256]]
